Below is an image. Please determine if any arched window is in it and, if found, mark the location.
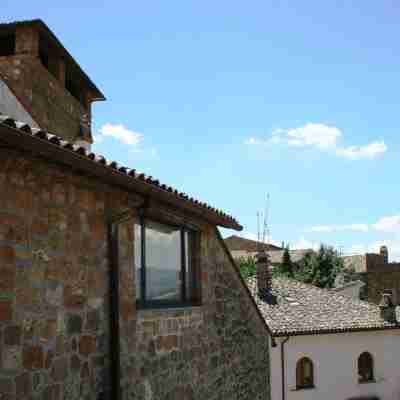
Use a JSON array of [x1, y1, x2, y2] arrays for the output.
[[358, 352, 374, 383], [296, 357, 314, 389]]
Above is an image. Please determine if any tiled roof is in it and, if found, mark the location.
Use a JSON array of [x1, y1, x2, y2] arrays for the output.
[[0, 114, 242, 231], [246, 276, 400, 337], [224, 235, 282, 253]]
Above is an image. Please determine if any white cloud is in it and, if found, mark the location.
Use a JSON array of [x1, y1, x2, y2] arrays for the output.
[[336, 141, 387, 160], [246, 123, 387, 160], [285, 123, 341, 149], [98, 123, 143, 146], [373, 215, 400, 233], [309, 224, 369, 233]]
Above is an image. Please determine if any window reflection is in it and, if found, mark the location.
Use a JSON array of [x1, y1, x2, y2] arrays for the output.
[[145, 221, 181, 301], [135, 223, 141, 300]]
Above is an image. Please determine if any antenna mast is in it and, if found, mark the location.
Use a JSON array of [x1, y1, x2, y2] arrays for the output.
[[263, 193, 271, 250]]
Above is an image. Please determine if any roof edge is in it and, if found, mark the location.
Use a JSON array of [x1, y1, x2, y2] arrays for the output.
[[271, 324, 400, 338], [0, 119, 242, 231]]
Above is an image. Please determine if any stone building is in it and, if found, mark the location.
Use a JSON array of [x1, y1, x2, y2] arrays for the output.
[[0, 19, 105, 147], [247, 253, 400, 400], [342, 246, 400, 305], [0, 20, 271, 400]]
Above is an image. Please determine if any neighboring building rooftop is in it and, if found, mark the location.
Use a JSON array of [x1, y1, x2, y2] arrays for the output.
[[0, 114, 242, 231], [224, 235, 282, 253], [246, 276, 400, 337]]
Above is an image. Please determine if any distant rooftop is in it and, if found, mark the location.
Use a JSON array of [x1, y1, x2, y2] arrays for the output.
[[224, 235, 282, 253], [247, 276, 400, 337]]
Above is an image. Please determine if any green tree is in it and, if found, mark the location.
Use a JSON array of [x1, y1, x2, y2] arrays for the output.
[[294, 245, 344, 288], [238, 256, 257, 279], [274, 246, 294, 278]]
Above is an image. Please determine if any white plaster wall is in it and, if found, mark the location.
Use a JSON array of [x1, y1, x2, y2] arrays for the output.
[[270, 330, 400, 400], [0, 78, 38, 127]]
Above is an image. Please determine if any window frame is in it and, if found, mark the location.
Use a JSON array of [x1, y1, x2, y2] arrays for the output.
[[135, 214, 201, 309], [358, 352, 374, 384], [296, 357, 315, 390]]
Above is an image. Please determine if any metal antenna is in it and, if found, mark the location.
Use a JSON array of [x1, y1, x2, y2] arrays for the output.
[[257, 211, 261, 252], [263, 194, 271, 245]]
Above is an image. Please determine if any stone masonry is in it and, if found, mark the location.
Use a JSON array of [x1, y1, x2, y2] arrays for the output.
[[0, 22, 103, 143], [0, 149, 270, 399]]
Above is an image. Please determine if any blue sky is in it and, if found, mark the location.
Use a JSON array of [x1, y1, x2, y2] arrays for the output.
[[4, 1, 400, 259]]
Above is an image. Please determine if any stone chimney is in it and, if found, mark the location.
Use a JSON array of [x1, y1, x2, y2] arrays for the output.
[[379, 290, 396, 322], [0, 20, 105, 144], [380, 246, 388, 264], [256, 250, 272, 296]]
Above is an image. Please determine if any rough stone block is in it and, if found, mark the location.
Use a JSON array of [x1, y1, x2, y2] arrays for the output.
[[15, 372, 32, 397], [3, 346, 22, 371], [50, 356, 68, 382], [4, 325, 22, 346], [67, 314, 83, 335]]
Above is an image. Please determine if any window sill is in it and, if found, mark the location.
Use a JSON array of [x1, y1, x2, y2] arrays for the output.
[[291, 386, 316, 392], [358, 380, 376, 385], [137, 303, 202, 315]]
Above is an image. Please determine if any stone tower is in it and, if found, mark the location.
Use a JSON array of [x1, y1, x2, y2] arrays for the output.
[[0, 19, 105, 148]]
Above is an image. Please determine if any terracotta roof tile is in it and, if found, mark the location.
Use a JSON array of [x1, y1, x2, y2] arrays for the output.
[[0, 114, 242, 231], [246, 276, 400, 336]]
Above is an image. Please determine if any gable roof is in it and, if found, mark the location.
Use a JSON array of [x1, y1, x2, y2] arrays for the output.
[[224, 235, 282, 253], [0, 114, 242, 231], [246, 276, 400, 337], [0, 19, 105, 101]]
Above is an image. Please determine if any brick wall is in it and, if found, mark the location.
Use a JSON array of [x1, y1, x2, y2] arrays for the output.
[[0, 151, 270, 399]]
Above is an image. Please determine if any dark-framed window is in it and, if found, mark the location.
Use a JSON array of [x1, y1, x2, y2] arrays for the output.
[[358, 352, 374, 383], [135, 217, 200, 308], [296, 357, 314, 389]]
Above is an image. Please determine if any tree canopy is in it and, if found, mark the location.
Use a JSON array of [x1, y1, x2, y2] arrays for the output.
[[238, 245, 345, 289]]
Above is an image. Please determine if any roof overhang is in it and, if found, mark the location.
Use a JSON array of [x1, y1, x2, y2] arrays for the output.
[[0, 120, 242, 231]]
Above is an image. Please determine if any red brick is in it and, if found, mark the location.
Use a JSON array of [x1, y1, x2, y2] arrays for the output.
[[0, 263, 16, 292], [23, 345, 44, 370], [79, 335, 96, 357], [0, 300, 13, 322], [0, 246, 16, 263]]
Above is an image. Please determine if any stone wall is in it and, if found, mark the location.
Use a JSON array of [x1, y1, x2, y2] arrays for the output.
[[0, 150, 270, 399], [119, 224, 270, 400], [0, 54, 88, 142], [364, 271, 400, 305]]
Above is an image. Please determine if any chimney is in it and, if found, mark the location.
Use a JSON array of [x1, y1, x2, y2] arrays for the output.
[[256, 250, 272, 296], [379, 290, 397, 322], [380, 246, 388, 264]]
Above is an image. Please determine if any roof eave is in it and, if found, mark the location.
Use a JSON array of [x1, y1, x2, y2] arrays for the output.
[[271, 324, 400, 338], [0, 122, 242, 231]]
